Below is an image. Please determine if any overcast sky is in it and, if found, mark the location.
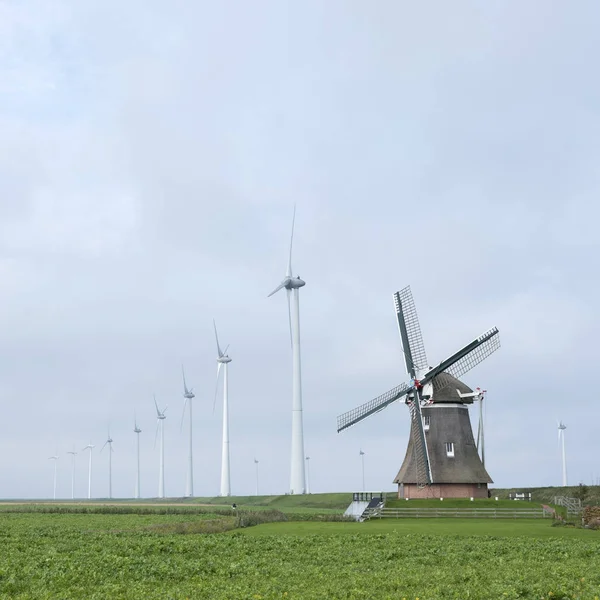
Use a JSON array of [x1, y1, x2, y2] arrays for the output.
[[1, 1, 599, 499]]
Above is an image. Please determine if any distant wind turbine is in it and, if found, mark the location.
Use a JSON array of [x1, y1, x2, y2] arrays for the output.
[[558, 421, 567, 486], [154, 396, 167, 498], [181, 367, 194, 497], [66, 448, 77, 500], [48, 454, 59, 500], [134, 415, 142, 499], [82, 443, 94, 499], [213, 320, 232, 497], [268, 205, 307, 495], [254, 458, 259, 496], [100, 431, 114, 499]]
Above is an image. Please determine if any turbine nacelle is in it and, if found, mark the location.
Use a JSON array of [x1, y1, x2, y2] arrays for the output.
[[287, 276, 305, 289], [217, 355, 232, 364], [183, 390, 195, 400]]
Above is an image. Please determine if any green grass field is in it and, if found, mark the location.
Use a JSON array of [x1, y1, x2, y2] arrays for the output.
[[238, 518, 595, 539], [0, 505, 599, 599]]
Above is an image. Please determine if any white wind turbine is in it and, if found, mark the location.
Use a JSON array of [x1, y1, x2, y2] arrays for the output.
[[213, 319, 232, 497], [154, 396, 168, 498], [82, 443, 94, 499], [48, 454, 59, 500], [100, 431, 114, 499], [181, 367, 195, 497], [558, 421, 567, 487], [66, 448, 77, 500], [268, 205, 307, 495], [134, 415, 142, 499]]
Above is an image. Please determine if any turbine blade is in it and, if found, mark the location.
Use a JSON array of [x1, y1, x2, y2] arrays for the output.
[[154, 394, 160, 416], [180, 398, 188, 433], [213, 319, 224, 357], [182, 365, 189, 395], [213, 363, 222, 415], [222, 344, 229, 356], [100, 441, 108, 453], [267, 281, 287, 297], [287, 204, 296, 278], [286, 288, 293, 349]]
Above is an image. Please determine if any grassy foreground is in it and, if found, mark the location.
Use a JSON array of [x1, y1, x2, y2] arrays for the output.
[[1, 511, 599, 599], [238, 518, 595, 539]]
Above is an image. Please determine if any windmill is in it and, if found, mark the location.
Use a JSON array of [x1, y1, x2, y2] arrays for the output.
[[66, 448, 77, 500], [181, 367, 194, 498], [82, 443, 94, 500], [558, 421, 567, 486], [134, 415, 142, 499], [337, 285, 500, 499], [268, 205, 307, 495], [48, 454, 59, 500], [213, 319, 232, 497], [154, 396, 167, 498], [100, 431, 114, 499]]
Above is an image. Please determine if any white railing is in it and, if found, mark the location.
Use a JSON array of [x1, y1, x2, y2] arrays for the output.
[[553, 496, 582, 515], [363, 507, 548, 519]]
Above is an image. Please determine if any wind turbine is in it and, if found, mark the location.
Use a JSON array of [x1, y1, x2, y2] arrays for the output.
[[82, 443, 94, 499], [181, 367, 194, 498], [254, 458, 259, 496], [213, 320, 232, 497], [359, 449, 366, 491], [558, 421, 567, 487], [154, 396, 167, 498], [48, 454, 59, 500], [134, 416, 142, 499], [100, 431, 114, 499], [268, 205, 307, 495], [66, 448, 77, 500]]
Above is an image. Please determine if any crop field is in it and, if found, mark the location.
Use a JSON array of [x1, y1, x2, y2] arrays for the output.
[[1, 507, 599, 599]]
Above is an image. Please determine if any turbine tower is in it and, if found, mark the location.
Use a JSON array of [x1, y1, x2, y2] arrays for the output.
[[66, 448, 77, 500], [154, 396, 167, 498], [181, 367, 194, 497], [268, 205, 307, 495], [134, 416, 142, 499], [213, 320, 232, 497], [100, 431, 114, 499], [558, 421, 567, 487], [82, 443, 94, 499], [48, 455, 59, 500]]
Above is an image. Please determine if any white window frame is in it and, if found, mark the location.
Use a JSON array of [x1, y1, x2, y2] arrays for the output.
[[423, 416, 430, 431], [445, 442, 455, 457]]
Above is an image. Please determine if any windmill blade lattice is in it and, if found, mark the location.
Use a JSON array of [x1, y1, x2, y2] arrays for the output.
[[432, 328, 500, 394], [394, 286, 428, 375], [337, 381, 411, 433]]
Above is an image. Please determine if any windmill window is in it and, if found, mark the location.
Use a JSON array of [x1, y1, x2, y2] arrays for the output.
[[423, 416, 430, 431], [445, 442, 455, 457]]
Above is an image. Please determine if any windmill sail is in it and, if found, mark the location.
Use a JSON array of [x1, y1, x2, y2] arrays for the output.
[[430, 327, 500, 393], [337, 382, 411, 433], [394, 286, 428, 378], [407, 397, 432, 486]]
